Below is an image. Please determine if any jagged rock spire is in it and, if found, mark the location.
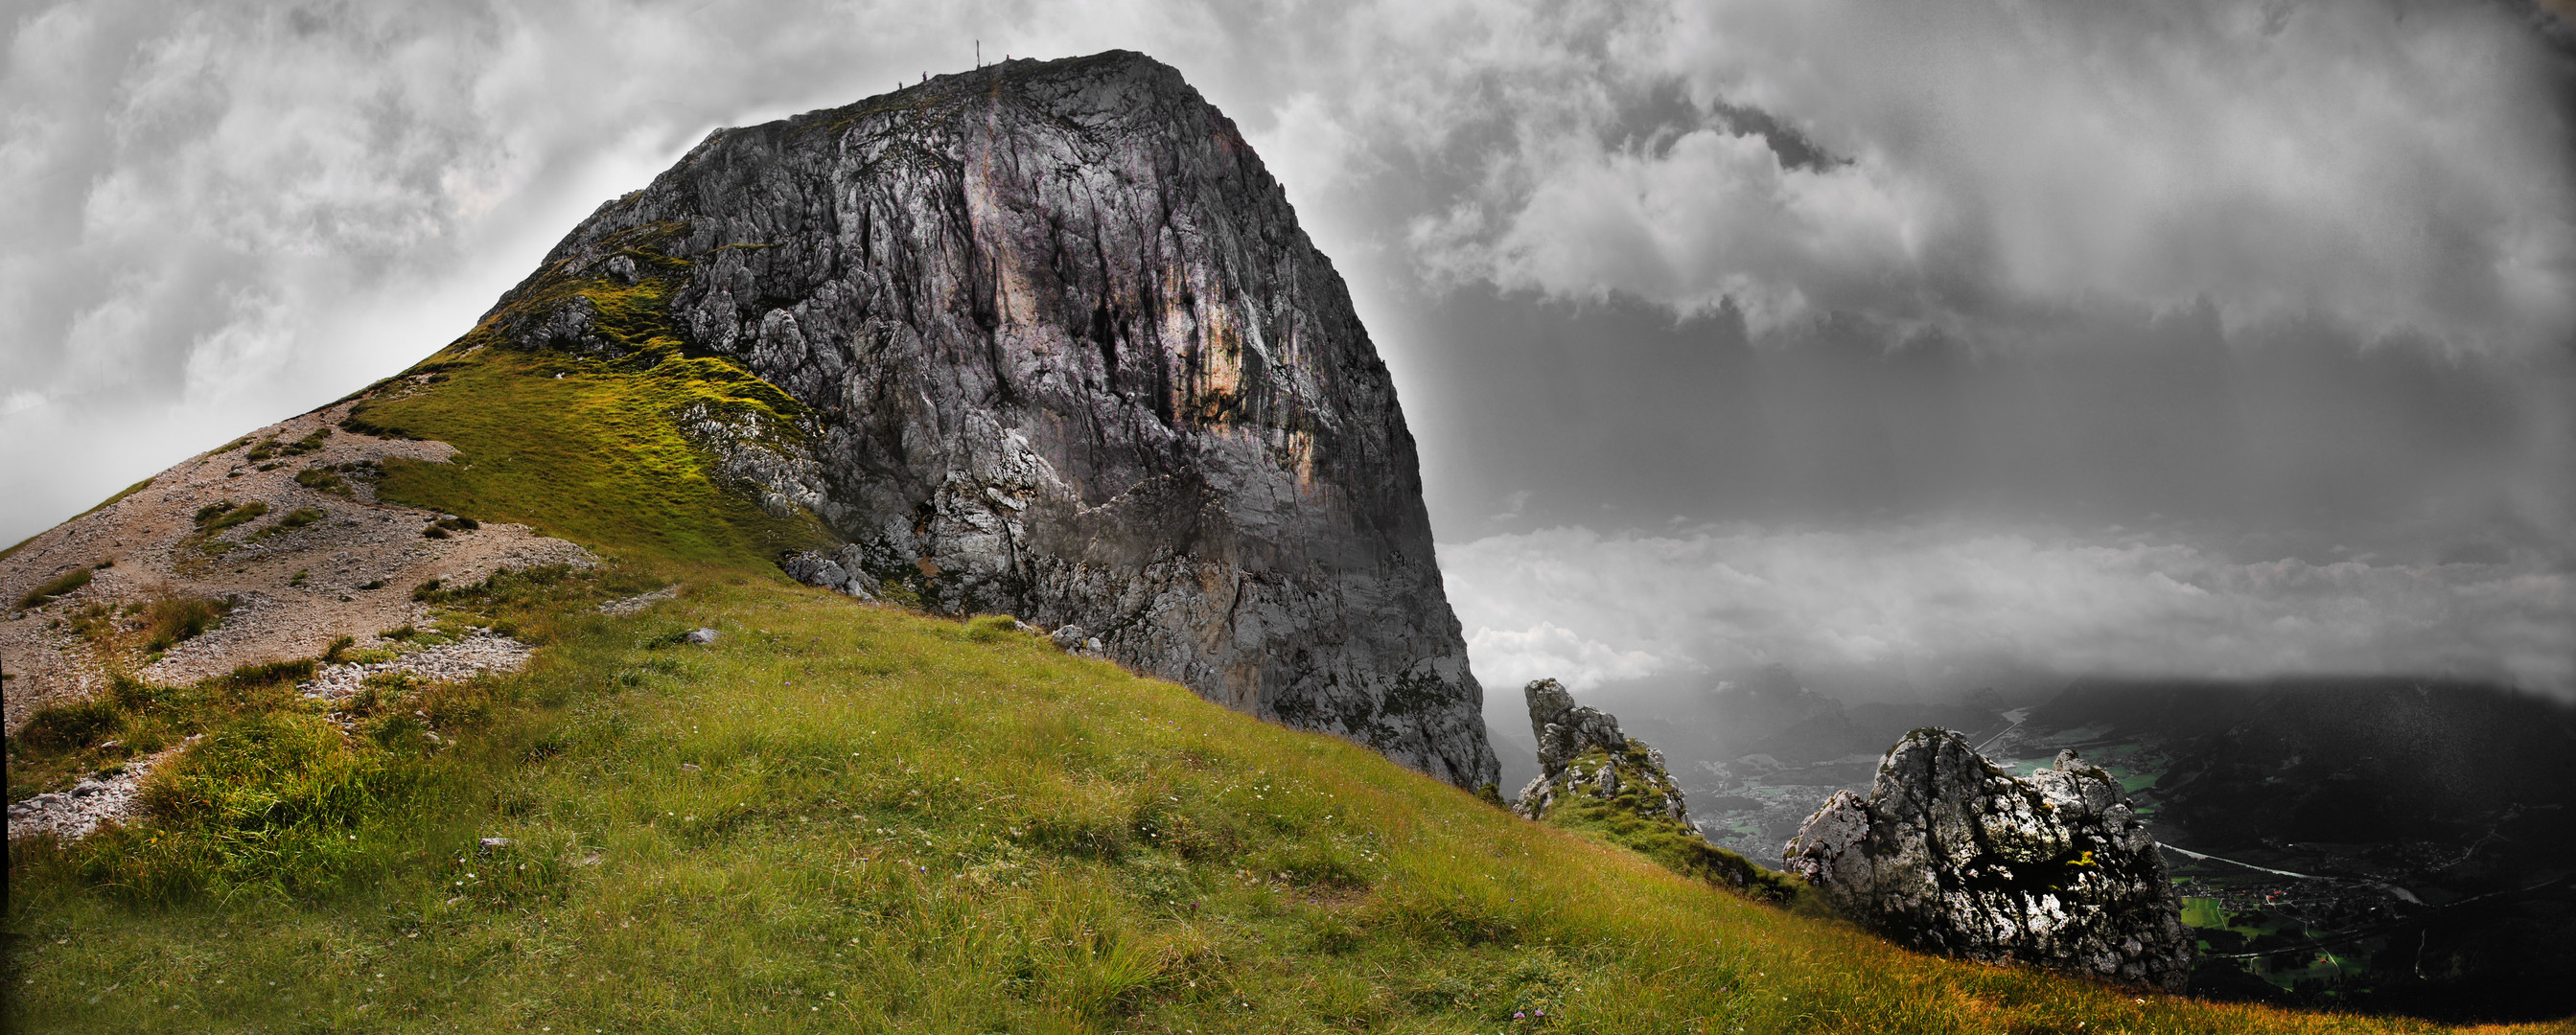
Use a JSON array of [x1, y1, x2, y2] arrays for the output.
[[1514, 678, 1686, 826]]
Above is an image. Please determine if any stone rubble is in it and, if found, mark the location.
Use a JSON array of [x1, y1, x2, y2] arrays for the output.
[[780, 548, 879, 601], [596, 585, 683, 615], [7, 743, 186, 841], [1049, 624, 1106, 655], [1783, 729, 2194, 992], [298, 630, 535, 702], [0, 396, 592, 734]]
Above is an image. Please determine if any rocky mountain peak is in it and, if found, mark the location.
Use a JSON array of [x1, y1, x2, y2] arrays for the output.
[[465, 51, 1498, 789]]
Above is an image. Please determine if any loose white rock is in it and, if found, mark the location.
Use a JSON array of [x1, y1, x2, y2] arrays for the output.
[[7, 747, 178, 841], [299, 629, 534, 701]]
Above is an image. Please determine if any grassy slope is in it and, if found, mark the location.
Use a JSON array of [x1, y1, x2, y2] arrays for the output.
[[8, 348, 2564, 1033]]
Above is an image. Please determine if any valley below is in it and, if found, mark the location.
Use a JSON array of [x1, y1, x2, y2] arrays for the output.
[[1507, 671, 2576, 1023]]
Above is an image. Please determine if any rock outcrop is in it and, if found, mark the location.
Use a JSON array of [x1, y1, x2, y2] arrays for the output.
[[1512, 678, 1793, 899], [455, 51, 1497, 789], [1783, 729, 2193, 991], [1513, 678, 1687, 824]]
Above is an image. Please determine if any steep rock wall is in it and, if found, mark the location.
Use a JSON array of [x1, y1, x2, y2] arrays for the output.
[[470, 51, 1497, 789]]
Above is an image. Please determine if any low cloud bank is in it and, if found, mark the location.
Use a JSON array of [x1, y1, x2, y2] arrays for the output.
[[1446, 523, 2574, 698]]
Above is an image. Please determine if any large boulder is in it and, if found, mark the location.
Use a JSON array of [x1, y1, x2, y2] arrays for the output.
[[456, 52, 1497, 790], [1783, 729, 2192, 991]]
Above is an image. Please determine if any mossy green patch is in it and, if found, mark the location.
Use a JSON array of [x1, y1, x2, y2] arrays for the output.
[[243, 427, 330, 465], [247, 506, 328, 541], [190, 499, 267, 534], [345, 343, 827, 568], [292, 465, 350, 495], [339, 226, 825, 568], [1532, 742, 1810, 907]]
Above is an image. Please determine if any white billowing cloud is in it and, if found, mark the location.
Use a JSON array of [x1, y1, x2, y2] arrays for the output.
[[1467, 620, 1681, 692], [1407, 0, 2576, 350], [1443, 523, 2576, 697], [1411, 126, 1937, 333]]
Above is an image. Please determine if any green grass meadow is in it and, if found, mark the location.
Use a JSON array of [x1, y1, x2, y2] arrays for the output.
[[9, 338, 2566, 1033]]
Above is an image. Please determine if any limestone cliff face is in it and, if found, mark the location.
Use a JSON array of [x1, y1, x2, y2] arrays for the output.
[[1784, 729, 2193, 992], [469, 51, 1497, 789]]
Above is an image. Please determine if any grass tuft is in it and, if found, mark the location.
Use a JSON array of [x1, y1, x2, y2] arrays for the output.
[[249, 506, 328, 541], [114, 709, 398, 900], [142, 596, 232, 653], [190, 499, 268, 533], [15, 564, 96, 610], [12, 698, 124, 752], [964, 613, 1028, 642], [242, 427, 330, 464], [292, 466, 350, 494]]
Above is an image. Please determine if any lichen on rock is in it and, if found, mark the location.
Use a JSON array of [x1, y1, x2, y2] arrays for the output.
[[1783, 728, 2193, 991]]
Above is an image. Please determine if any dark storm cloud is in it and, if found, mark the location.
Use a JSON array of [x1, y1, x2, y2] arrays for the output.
[[1394, 289, 2575, 557], [1398, 288, 2576, 698], [1405, 0, 2576, 356]]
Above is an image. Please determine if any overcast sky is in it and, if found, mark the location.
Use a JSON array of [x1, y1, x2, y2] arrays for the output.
[[7, 0, 2572, 698]]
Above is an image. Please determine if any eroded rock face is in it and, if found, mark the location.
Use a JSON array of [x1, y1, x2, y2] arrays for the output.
[[471, 52, 1497, 789], [1783, 729, 2193, 991], [1514, 678, 1687, 826]]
